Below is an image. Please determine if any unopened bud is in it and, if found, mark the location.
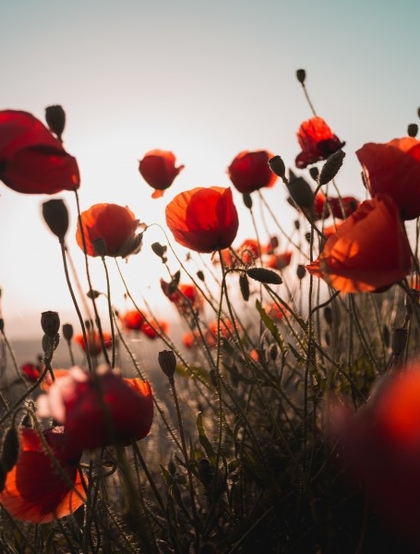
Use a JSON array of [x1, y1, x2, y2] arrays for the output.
[[42, 199, 69, 241], [62, 323, 73, 341], [408, 123, 418, 138], [296, 264, 306, 280], [196, 270, 205, 282], [1, 427, 20, 472], [243, 193, 252, 209], [151, 242, 167, 259], [287, 173, 314, 210], [296, 69, 306, 84], [268, 155, 286, 179], [239, 273, 250, 301], [319, 150, 346, 186], [309, 167, 319, 181], [158, 349, 177, 379], [247, 267, 282, 285], [41, 311, 60, 337], [87, 289, 100, 300], [93, 238, 107, 257], [45, 105, 66, 141], [391, 327, 408, 357]]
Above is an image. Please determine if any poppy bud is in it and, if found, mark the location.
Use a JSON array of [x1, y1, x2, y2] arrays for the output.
[[158, 349, 177, 379], [408, 123, 418, 138], [1, 426, 20, 472], [309, 167, 319, 181], [41, 311, 60, 338], [296, 264, 306, 280], [42, 199, 69, 242], [93, 238, 107, 257], [151, 242, 167, 259], [391, 327, 408, 358], [268, 155, 286, 179], [318, 150, 346, 185], [239, 273, 250, 301], [45, 105, 66, 141], [287, 173, 314, 210], [247, 267, 282, 285], [62, 323, 73, 341], [196, 270, 205, 282], [243, 193, 252, 209], [296, 69, 306, 84]]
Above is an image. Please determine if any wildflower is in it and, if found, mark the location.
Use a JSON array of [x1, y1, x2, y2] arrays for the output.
[[76, 203, 143, 258], [326, 363, 420, 546], [0, 426, 85, 523], [356, 137, 420, 220], [295, 116, 345, 169], [121, 310, 145, 331], [306, 194, 411, 292], [313, 192, 330, 219], [140, 318, 169, 339], [227, 150, 277, 193], [138, 149, 184, 198], [74, 331, 112, 356], [327, 196, 360, 219], [0, 110, 80, 194], [21, 362, 41, 381], [264, 251, 292, 271], [165, 186, 239, 253], [160, 280, 203, 314], [37, 366, 154, 451]]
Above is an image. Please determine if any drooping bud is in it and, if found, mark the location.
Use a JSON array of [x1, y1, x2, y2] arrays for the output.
[[41, 311, 60, 338], [45, 105, 66, 141], [246, 267, 282, 285], [318, 150, 346, 186], [296, 69, 306, 84], [87, 289, 100, 300], [268, 155, 286, 179], [407, 123, 418, 138], [42, 199, 69, 242], [62, 323, 73, 341], [239, 273, 250, 301], [151, 242, 167, 260], [158, 349, 177, 379], [1, 426, 20, 472]]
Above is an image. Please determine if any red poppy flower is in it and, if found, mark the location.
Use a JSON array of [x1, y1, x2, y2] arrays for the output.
[[295, 116, 345, 169], [0, 110, 80, 194], [160, 280, 203, 314], [140, 318, 169, 339], [37, 366, 154, 452], [0, 426, 85, 523], [74, 331, 112, 356], [356, 137, 420, 220], [312, 192, 330, 220], [306, 194, 411, 293], [327, 196, 360, 220], [121, 310, 145, 331], [76, 203, 143, 258], [138, 149, 184, 198], [264, 251, 292, 271], [165, 186, 239, 253], [326, 363, 420, 546], [227, 150, 277, 193], [21, 362, 41, 381]]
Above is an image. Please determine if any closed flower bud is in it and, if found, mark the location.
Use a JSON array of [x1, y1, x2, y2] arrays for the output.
[[309, 167, 319, 181], [287, 172, 314, 210], [151, 242, 167, 259], [296, 69, 306, 84], [318, 150, 346, 186], [408, 123, 418, 138], [158, 349, 177, 379], [296, 264, 306, 280], [42, 199, 69, 241], [196, 270, 205, 282], [268, 155, 286, 179], [93, 238, 108, 257], [239, 273, 250, 301], [243, 193, 253, 209], [41, 311, 60, 338], [62, 323, 73, 341], [246, 267, 282, 285], [1, 426, 20, 472], [45, 105, 66, 141]]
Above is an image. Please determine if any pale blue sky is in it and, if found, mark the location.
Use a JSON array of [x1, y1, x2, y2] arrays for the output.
[[1, 0, 420, 337]]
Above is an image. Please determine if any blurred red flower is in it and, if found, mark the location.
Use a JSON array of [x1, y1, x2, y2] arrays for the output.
[[0, 110, 80, 194], [264, 251, 292, 271], [121, 310, 145, 331], [138, 149, 184, 198], [295, 116, 345, 169], [37, 366, 154, 452], [0, 426, 85, 523], [227, 150, 277, 193], [140, 318, 169, 339], [165, 186, 239, 253], [326, 363, 420, 547], [306, 194, 411, 293], [161, 280, 203, 314], [21, 362, 41, 381], [327, 196, 360, 219], [74, 331, 112, 356], [312, 192, 330, 220], [356, 137, 420, 220], [76, 203, 142, 258]]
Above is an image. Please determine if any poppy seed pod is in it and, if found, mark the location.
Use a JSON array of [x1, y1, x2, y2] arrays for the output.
[[158, 350, 177, 379], [45, 105, 66, 141], [296, 69, 306, 84], [62, 323, 73, 341], [268, 155, 286, 179], [41, 311, 60, 338], [42, 199, 69, 241], [408, 123, 418, 138]]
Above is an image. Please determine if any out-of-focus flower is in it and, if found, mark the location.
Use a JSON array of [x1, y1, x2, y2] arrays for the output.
[[0, 426, 85, 523], [307, 195, 411, 293], [312, 192, 330, 220], [327, 196, 360, 220], [0, 110, 80, 194], [138, 149, 184, 198], [37, 366, 154, 452], [160, 280, 203, 314], [140, 318, 169, 339], [121, 310, 145, 332], [165, 187, 239, 253], [265, 302, 289, 321], [326, 363, 420, 547], [264, 251, 292, 271], [76, 203, 143, 258], [74, 331, 112, 356], [356, 137, 420, 220], [208, 318, 235, 340], [295, 116, 345, 169], [21, 362, 41, 381], [227, 150, 277, 194]]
